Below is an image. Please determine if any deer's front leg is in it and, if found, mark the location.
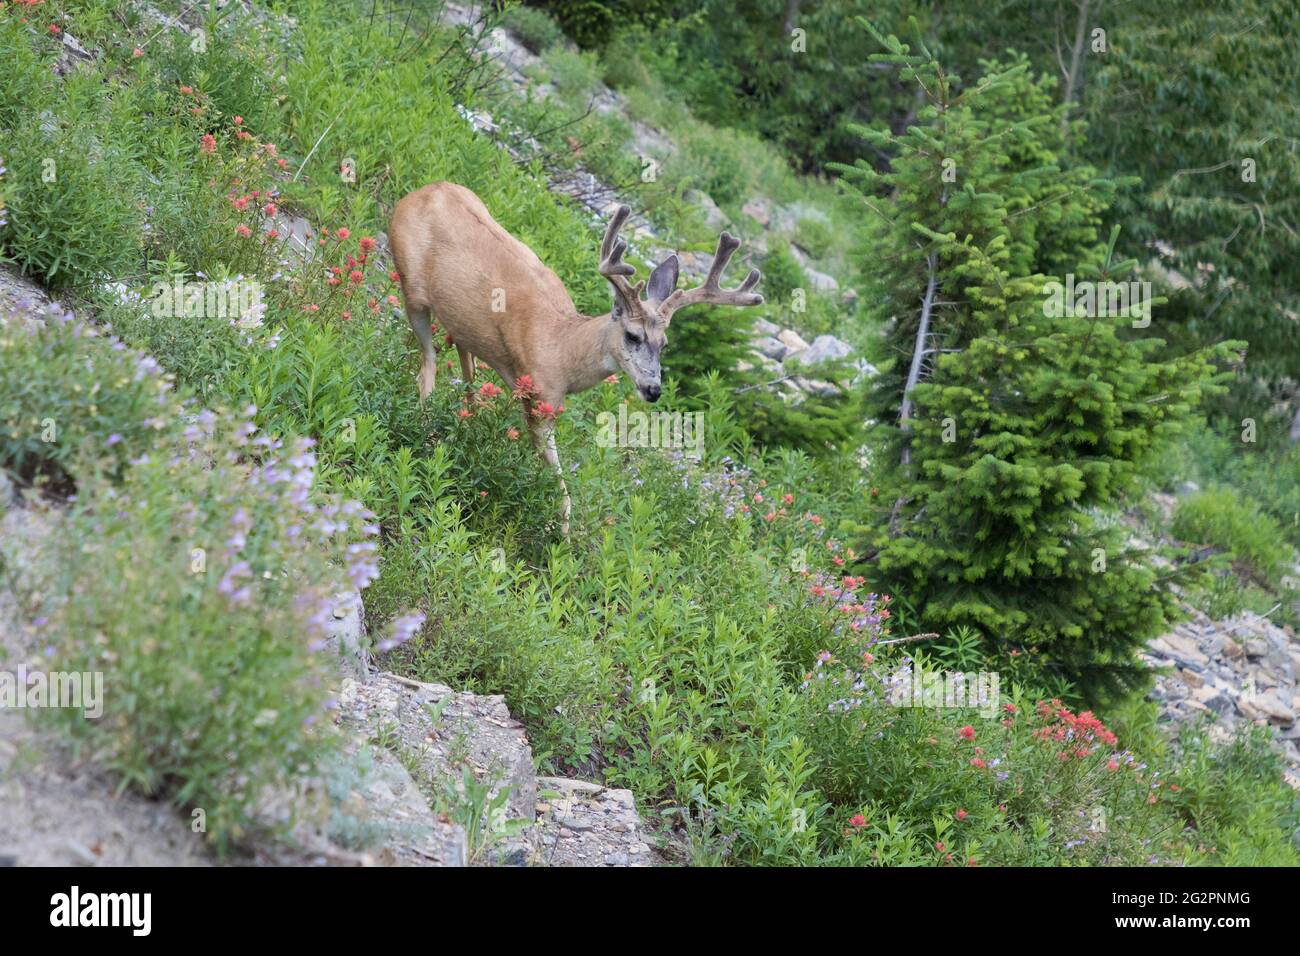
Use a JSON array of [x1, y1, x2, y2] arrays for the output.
[[528, 413, 571, 538]]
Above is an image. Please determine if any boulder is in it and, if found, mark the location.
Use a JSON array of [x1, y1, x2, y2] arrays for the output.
[[785, 334, 851, 368], [742, 199, 772, 227], [751, 337, 787, 361], [324, 591, 367, 679], [804, 267, 839, 293], [792, 377, 842, 398], [777, 328, 809, 353], [1191, 685, 1235, 716], [1240, 691, 1297, 726], [532, 777, 656, 867], [337, 672, 537, 824], [683, 189, 727, 231]]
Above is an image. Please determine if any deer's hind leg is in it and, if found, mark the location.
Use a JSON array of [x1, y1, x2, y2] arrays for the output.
[[407, 305, 437, 402]]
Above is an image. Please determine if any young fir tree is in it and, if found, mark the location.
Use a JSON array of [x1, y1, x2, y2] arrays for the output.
[[833, 21, 1240, 702]]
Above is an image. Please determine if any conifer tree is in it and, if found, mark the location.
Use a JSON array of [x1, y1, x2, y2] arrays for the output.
[[834, 21, 1240, 701]]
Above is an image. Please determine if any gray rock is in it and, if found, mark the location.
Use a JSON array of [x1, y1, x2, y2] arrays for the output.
[[315, 743, 467, 866], [777, 328, 809, 353], [786, 334, 851, 368], [751, 337, 787, 361], [324, 591, 367, 679], [804, 267, 839, 293], [530, 777, 655, 867], [769, 201, 831, 236], [1150, 631, 1209, 667], [673, 249, 715, 280], [683, 190, 727, 231], [1191, 686, 1235, 716], [852, 358, 880, 384], [742, 199, 772, 227], [485, 26, 540, 75], [788, 243, 816, 269], [792, 376, 841, 398], [631, 121, 675, 162], [57, 33, 95, 75], [1240, 691, 1296, 726], [337, 672, 536, 825]]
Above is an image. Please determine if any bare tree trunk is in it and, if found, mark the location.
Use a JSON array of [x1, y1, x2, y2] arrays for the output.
[[783, 0, 801, 34], [1059, 0, 1093, 136], [899, 254, 938, 468]]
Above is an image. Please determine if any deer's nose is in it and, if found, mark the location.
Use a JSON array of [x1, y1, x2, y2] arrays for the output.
[[644, 383, 661, 402]]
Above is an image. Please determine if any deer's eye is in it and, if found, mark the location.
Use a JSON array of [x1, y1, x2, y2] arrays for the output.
[[624, 330, 643, 346]]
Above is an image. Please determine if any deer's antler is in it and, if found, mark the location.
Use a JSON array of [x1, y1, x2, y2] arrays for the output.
[[660, 231, 763, 322], [599, 205, 646, 309]]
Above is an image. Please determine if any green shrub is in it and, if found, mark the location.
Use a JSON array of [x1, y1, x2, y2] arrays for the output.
[[502, 3, 565, 54], [0, 14, 58, 130], [837, 41, 1235, 702], [369, 518, 601, 763], [0, 302, 180, 490], [0, 73, 147, 289], [525, 0, 676, 49], [539, 46, 603, 100], [1163, 721, 1300, 866], [676, 124, 751, 208], [1171, 489, 1291, 583], [3, 406, 387, 852], [793, 217, 834, 259], [759, 238, 807, 307], [599, 27, 654, 91]]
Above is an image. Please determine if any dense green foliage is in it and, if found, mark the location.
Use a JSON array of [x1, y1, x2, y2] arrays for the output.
[[833, 29, 1239, 700], [1, 0, 1296, 866]]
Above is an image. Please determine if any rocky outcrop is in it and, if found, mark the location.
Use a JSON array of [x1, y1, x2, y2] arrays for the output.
[[533, 777, 656, 866], [1144, 607, 1300, 787], [330, 667, 660, 866], [336, 671, 536, 824]]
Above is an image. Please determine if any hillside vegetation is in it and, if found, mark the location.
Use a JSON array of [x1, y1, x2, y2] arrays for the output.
[[1, 0, 1297, 865]]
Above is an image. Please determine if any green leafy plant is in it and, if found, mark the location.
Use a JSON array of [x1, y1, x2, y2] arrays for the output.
[[502, 4, 566, 54], [1172, 489, 1291, 585]]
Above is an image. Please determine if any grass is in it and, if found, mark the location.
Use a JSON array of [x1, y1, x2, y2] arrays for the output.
[[0, 0, 1296, 866]]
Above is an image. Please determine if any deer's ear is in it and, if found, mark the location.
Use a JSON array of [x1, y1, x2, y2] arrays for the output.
[[646, 254, 679, 304]]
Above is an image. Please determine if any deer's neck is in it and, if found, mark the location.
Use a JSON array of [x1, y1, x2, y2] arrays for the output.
[[558, 312, 620, 395]]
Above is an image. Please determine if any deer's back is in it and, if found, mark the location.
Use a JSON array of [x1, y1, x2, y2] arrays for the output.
[[390, 182, 577, 337]]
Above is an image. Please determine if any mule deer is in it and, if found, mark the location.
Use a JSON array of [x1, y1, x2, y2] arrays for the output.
[[389, 182, 763, 534]]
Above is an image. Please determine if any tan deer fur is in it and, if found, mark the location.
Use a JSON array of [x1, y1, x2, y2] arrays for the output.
[[389, 181, 763, 535]]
